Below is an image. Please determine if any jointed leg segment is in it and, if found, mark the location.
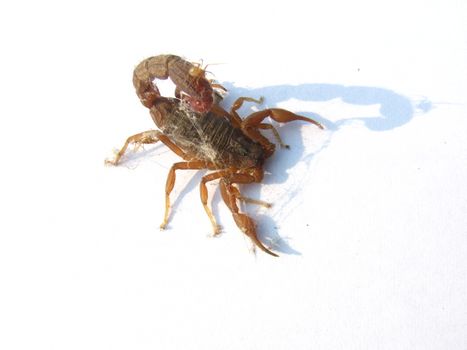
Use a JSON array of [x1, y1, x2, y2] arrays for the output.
[[257, 123, 289, 149], [200, 170, 232, 235], [244, 108, 324, 129], [228, 185, 272, 208], [105, 130, 187, 165], [219, 168, 278, 257], [239, 108, 324, 157], [161, 160, 214, 230]]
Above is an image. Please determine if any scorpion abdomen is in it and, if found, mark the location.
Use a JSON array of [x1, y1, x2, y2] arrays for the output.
[[155, 103, 264, 169]]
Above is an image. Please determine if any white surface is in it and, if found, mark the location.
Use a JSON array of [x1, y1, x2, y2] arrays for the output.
[[1, 0, 466, 349]]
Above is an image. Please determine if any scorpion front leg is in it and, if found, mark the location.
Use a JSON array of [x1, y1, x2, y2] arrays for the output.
[[207, 96, 265, 130], [105, 130, 186, 166]]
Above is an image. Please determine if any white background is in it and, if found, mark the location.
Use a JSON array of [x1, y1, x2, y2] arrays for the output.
[[1, 0, 466, 349]]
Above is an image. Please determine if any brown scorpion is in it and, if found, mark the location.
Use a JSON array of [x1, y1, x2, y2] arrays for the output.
[[106, 54, 324, 257]]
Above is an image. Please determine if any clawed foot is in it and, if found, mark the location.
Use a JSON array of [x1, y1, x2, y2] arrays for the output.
[[104, 159, 116, 166], [239, 196, 272, 208], [105, 148, 124, 166], [211, 225, 223, 237]]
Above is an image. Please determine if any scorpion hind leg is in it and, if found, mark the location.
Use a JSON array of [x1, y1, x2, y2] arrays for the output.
[[229, 185, 272, 208], [200, 171, 228, 236], [161, 160, 214, 230], [233, 212, 279, 257], [220, 179, 278, 257]]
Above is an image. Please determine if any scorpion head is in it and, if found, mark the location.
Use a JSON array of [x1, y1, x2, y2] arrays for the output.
[[183, 90, 214, 113], [183, 69, 215, 113]]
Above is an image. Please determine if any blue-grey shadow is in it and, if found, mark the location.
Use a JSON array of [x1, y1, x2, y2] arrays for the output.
[[216, 82, 431, 255], [221, 82, 430, 131]]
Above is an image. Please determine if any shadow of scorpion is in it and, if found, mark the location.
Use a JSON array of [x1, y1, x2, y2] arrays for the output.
[[106, 54, 324, 257]]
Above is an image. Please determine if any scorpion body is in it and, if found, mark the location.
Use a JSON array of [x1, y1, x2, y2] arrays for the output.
[[150, 98, 265, 169], [107, 54, 324, 256]]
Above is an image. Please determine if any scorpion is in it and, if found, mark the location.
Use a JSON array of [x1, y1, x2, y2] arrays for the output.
[[106, 54, 324, 257]]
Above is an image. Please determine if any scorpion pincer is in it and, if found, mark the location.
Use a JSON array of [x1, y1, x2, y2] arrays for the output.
[[107, 54, 324, 257]]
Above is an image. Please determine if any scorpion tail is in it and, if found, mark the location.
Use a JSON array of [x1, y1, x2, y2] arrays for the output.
[[133, 55, 180, 108]]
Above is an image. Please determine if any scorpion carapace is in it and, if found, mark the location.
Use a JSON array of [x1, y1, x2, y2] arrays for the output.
[[107, 54, 324, 257]]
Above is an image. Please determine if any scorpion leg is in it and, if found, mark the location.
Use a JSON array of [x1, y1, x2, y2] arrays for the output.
[[241, 108, 324, 156], [257, 123, 290, 149], [201, 168, 272, 235], [209, 96, 264, 130], [229, 96, 264, 124], [219, 169, 278, 257], [209, 104, 242, 128], [229, 96, 287, 154], [161, 160, 215, 230], [231, 96, 264, 110], [228, 185, 272, 208], [105, 130, 186, 166], [210, 82, 227, 92], [243, 108, 324, 130], [200, 170, 233, 235]]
